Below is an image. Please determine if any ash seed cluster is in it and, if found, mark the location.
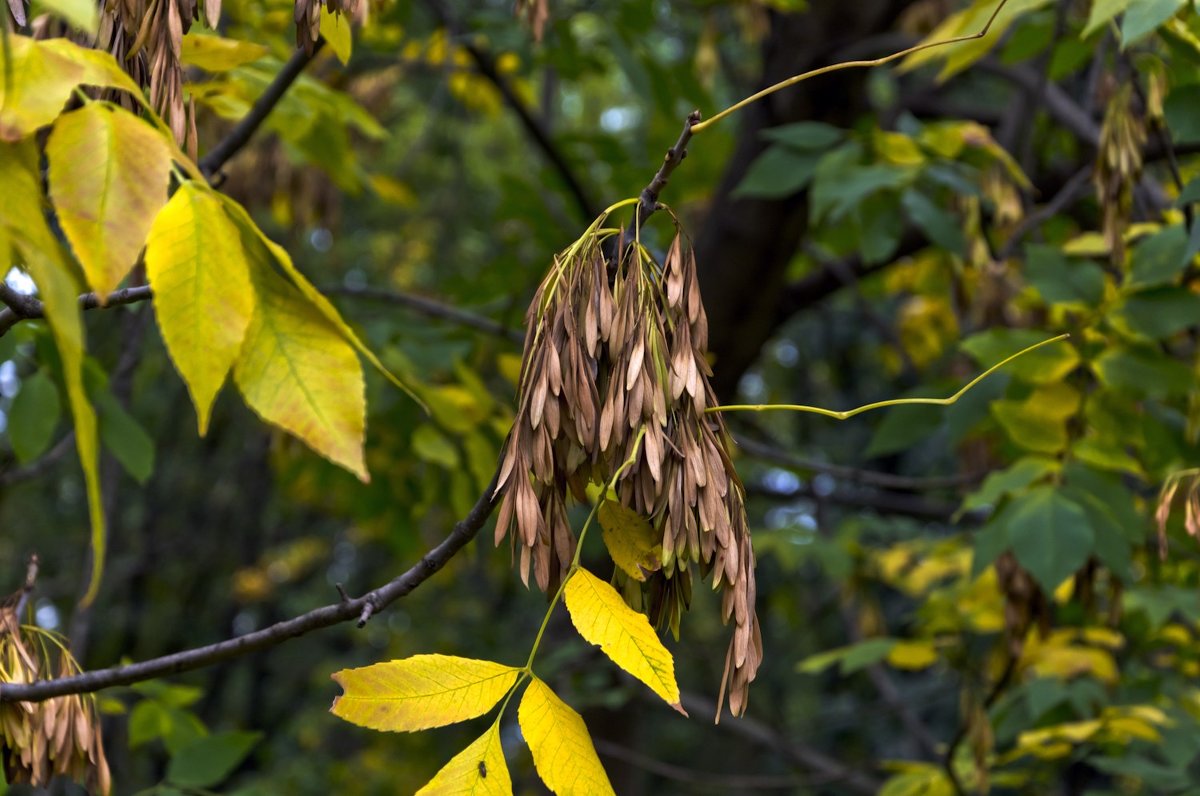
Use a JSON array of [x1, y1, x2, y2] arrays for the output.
[[494, 210, 762, 716]]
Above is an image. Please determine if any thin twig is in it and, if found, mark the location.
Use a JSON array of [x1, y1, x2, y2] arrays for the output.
[[637, 110, 701, 227], [0, 285, 153, 337], [679, 691, 880, 794], [198, 41, 324, 179], [736, 436, 982, 491], [593, 738, 805, 791], [325, 285, 523, 343], [996, 165, 1091, 260], [0, 433, 76, 486], [690, 0, 1012, 133], [12, 554, 39, 620], [1, 473, 499, 703], [420, 0, 599, 222]]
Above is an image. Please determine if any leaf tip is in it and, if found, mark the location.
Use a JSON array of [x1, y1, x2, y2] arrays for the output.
[[670, 701, 688, 718]]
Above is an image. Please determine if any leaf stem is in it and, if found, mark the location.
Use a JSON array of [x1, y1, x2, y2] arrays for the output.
[[521, 428, 647, 673], [690, 0, 1012, 134], [708, 334, 1069, 420]]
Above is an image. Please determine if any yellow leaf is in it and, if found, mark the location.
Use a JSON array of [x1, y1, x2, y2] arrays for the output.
[[886, 640, 939, 671], [0, 140, 104, 605], [36, 38, 143, 97], [144, 182, 255, 434], [518, 678, 614, 796], [596, 500, 660, 582], [233, 240, 368, 480], [563, 569, 682, 710], [416, 721, 512, 796], [331, 655, 518, 732], [320, 6, 353, 65], [48, 103, 172, 299], [181, 32, 268, 72], [0, 35, 84, 140], [217, 195, 426, 412]]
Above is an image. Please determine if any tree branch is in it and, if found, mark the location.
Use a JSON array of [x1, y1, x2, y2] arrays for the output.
[[0, 285, 153, 337], [198, 40, 325, 179], [419, 0, 600, 222], [325, 285, 524, 343], [638, 111, 701, 227], [680, 691, 881, 795], [0, 474, 499, 703]]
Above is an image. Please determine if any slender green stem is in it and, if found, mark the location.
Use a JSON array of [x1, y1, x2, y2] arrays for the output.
[[709, 334, 1069, 420], [690, 0, 1011, 134], [521, 428, 647, 673]]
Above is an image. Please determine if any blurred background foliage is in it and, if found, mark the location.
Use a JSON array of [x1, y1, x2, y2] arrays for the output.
[[5, 0, 1200, 793]]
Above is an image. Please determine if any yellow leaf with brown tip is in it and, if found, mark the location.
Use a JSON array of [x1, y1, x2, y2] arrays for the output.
[[564, 568, 683, 711]]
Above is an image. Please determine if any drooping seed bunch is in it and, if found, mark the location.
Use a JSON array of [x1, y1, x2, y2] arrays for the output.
[[0, 613, 110, 794], [494, 205, 762, 716]]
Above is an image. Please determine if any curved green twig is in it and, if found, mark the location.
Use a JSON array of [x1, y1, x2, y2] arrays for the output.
[[709, 334, 1070, 420]]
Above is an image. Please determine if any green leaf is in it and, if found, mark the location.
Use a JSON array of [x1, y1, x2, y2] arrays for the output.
[[47, 102, 172, 299], [181, 32, 268, 72], [902, 189, 965, 255], [961, 328, 1079, 384], [416, 722, 512, 796], [0, 140, 104, 605], [991, 383, 1079, 455], [1025, 245, 1105, 306], [962, 456, 1058, 512], [865, 403, 942, 458], [9, 370, 61, 463], [732, 146, 819, 199], [1165, 84, 1200, 145], [233, 241, 368, 480], [319, 6, 353, 65], [1112, 286, 1200, 339], [144, 182, 256, 435], [1083, 0, 1130, 37], [598, 500, 661, 582], [760, 121, 843, 150], [96, 390, 155, 484], [166, 731, 261, 789], [1004, 486, 1095, 592], [1093, 345, 1193, 398], [518, 678, 615, 796], [1060, 486, 1133, 582], [411, 424, 458, 468], [31, 0, 98, 33], [855, 192, 903, 265], [564, 568, 682, 710], [1120, 0, 1185, 46], [1127, 224, 1189, 288], [811, 161, 915, 223], [798, 638, 896, 675], [1177, 176, 1200, 207], [331, 655, 518, 732]]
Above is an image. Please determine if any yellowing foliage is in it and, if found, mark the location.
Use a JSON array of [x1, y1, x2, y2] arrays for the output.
[[597, 500, 661, 582], [518, 678, 614, 796], [233, 251, 368, 481], [145, 183, 256, 435], [330, 656, 518, 732], [47, 103, 172, 300], [563, 569, 682, 710], [415, 722, 511, 796], [0, 140, 105, 605]]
